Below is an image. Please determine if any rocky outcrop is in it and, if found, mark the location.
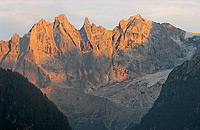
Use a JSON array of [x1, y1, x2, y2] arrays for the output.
[[0, 40, 9, 65], [0, 34, 20, 69], [28, 19, 59, 64], [113, 14, 152, 49], [80, 17, 113, 57], [53, 14, 81, 53]]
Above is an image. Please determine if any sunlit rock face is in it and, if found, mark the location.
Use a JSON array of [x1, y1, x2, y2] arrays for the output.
[[0, 14, 185, 89], [0, 41, 9, 58], [0, 14, 194, 130], [113, 14, 152, 49], [53, 14, 82, 53], [28, 19, 59, 64], [111, 16, 185, 81], [80, 17, 113, 57], [0, 34, 20, 69]]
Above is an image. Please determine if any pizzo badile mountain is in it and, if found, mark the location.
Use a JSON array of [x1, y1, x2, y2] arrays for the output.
[[0, 14, 200, 130]]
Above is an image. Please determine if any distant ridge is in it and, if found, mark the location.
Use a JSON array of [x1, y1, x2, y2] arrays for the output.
[[192, 31, 200, 33]]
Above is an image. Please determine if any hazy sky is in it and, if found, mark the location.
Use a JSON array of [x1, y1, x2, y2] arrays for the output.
[[0, 0, 200, 40]]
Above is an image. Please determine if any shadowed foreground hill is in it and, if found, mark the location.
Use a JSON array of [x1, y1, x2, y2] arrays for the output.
[[131, 53, 200, 130], [0, 68, 72, 130]]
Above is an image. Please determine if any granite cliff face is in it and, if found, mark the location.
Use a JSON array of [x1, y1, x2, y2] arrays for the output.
[[0, 14, 186, 89], [0, 14, 198, 130]]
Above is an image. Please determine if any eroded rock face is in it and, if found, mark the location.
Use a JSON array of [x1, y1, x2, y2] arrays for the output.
[[54, 14, 81, 53], [0, 14, 186, 89], [113, 14, 152, 49], [0, 40, 9, 64], [0, 34, 20, 70], [80, 17, 113, 57], [0, 14, 193, 130], [28, 19, 59, 64]]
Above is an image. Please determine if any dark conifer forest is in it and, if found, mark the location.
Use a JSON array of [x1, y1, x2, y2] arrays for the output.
[[0, 68, 72, 130]]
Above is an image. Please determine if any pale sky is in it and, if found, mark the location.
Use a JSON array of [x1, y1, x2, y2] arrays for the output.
[[0, 0, 200, 40]]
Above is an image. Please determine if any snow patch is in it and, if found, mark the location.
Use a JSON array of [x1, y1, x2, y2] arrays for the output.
[[125, 69, 172, 89], [172, 37, 197, 62]]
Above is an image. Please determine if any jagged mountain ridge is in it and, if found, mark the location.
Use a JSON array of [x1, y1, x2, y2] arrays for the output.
[[0, 14, 186, 89], [0, 14, 195, 130]]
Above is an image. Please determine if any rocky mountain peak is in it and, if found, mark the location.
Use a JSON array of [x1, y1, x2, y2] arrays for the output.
[[79, 17, 113, 55], [27, 18, 59, 64], [115, 14, 152, 49], [161, 22, 185, 39], [53, 14, 81, 52], [0, 40, 9, 60], [53, 14, 76, 32], [162, 23, 174, 28], [118, 14, 148, 33], [119, 19, 128, 32], [83, 17, 91, 28], [79, 17, 92, 50], [9, 33, 20, 55], [135, 14, 142, 19], [127, 14, 142, 21], [82, 17, 92, 35], [35, 18, 48, 27], [54, 14, 69, 25], [10, 33, 19, 45]]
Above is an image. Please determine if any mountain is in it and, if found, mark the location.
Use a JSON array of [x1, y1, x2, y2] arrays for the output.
[[131, 52, 200, 130], [0, 14, 199, 129], [0, 14, 187, 89], [0, 68, 72, 130]]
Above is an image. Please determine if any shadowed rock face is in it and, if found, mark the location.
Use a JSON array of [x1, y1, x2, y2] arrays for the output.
[[0, 14, 190, 130], [133, 53, 200, 130]]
